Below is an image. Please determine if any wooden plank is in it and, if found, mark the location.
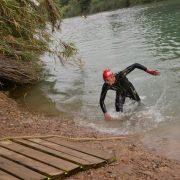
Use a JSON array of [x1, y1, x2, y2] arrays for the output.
[[45, 137, 114, 162], [0, 156, 46, 180], [13, 139, 100, 167], [0, 169, 19, 180], [26, 138, 104, 165], [0, 140, 79, 172], [0, 146, 64, 178]]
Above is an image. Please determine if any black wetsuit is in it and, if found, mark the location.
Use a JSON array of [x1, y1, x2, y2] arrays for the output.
[[100, 63, 147, 113]]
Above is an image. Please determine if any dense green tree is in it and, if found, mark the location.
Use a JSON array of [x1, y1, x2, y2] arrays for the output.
[[59, 0, 70, 6], [59, 0, 165, 18], [79, 0, 91, 14], [60, 0, 81, 17]]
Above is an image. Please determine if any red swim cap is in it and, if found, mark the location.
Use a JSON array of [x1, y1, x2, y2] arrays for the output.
[[103, 69, 113, 81]]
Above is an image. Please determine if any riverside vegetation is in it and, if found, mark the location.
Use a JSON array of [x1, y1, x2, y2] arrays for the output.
[[0, 0, 77, 87], [59, 0, 164, 18]]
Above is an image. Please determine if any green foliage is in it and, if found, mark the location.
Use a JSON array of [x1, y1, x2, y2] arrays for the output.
[[59, 0, 165, 18], [59, 0, 90, 17], [129, 0, 163, 6], [60, 0, 81, 17], [59, 0, 70, 6], [0, 0, 62, 62], [0, 0, 79, 84], [79, 0, 91, 14], [90, 0, 127, 14]]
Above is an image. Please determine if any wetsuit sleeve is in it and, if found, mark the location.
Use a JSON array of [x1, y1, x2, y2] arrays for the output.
[[120, 63, 147, 76], [99, 83, 108, 113]]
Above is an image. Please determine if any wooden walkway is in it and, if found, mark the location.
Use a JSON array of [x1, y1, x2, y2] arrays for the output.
[[0, 136, 115, 179]]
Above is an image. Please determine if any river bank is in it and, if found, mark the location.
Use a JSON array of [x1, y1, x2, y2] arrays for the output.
[[0, 92, 180, 179]]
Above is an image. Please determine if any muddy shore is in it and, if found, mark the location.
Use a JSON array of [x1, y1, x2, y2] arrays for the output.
[[0, 92, 180, 179]]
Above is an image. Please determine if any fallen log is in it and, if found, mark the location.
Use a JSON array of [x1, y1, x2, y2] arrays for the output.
[[0, 55, 39, 85]]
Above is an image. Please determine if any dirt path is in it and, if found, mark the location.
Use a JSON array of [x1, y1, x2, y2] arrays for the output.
[[0, 92, 180, 180]]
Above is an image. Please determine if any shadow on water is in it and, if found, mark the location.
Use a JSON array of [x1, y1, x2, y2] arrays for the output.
[[9, 81, 61, 116], [9, 53, 86, 118]]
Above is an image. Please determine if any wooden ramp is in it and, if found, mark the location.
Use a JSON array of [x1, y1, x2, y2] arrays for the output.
[[0, 136, 115, 179]]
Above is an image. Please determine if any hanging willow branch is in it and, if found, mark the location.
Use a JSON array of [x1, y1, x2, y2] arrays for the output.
[[0, 0, 78, 85], [44, 0, 61, 31]]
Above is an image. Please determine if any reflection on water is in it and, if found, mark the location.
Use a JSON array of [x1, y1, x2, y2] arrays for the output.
[[136, 0, 180, 61], [10, 82, 60, 116], [13, 0, 180, 160]]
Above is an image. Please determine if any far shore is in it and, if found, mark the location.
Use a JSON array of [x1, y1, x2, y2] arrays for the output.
[[0, 92, 180, 179]]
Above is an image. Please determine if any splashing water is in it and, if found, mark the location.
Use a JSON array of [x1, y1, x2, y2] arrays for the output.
[[76, 93, 167, 135]]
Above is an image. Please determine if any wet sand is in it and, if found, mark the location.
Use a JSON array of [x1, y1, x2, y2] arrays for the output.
[[0, 92, 180, 179]]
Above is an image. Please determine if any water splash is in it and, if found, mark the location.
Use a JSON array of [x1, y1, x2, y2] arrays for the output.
[[75, 88, 169, 135]]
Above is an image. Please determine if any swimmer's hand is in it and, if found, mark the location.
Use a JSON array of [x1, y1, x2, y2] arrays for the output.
[[104, 112, 112, 120], [146, 69, 160, 76]]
